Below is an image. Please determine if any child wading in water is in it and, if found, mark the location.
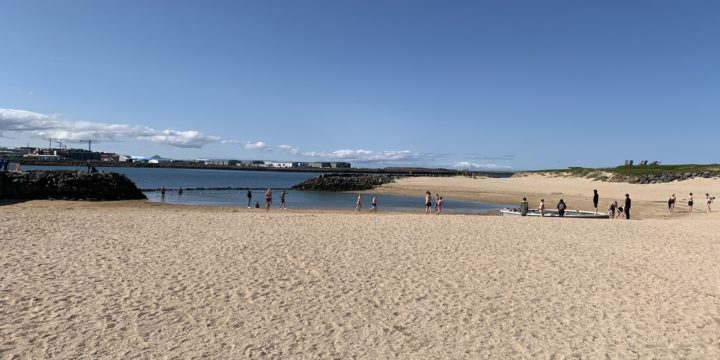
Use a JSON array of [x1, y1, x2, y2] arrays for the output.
[[356, 193, 362, 212], [371, 195, 377, 212]]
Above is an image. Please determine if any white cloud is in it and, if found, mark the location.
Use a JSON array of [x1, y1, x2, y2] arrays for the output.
[[454, 161, 513, 170], [278, 144, 300, 154], [244, 141, 271, 151], [0, 108, 227, 148], [301, 149, 420, 163]]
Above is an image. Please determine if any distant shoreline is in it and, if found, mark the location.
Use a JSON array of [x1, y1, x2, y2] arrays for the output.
[[17, 160, 515, 177]]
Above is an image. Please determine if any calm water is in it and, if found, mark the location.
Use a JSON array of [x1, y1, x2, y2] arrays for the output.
[[24, 166, 511, 213]]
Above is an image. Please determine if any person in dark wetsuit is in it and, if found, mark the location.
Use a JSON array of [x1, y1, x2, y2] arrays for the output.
[[624, 194, 632, 220], [246, 190, 252, 208], [592, 190, 599, 214], [557, 199, 567, 217]]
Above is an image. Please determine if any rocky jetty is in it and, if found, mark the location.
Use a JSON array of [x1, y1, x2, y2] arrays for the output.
[[0, 170, 146, 200], [621, 172, 720, 184], [291, 173, 397, 192]]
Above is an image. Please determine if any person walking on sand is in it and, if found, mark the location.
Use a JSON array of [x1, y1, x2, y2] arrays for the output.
[[356, 193, 363, 212], [539, 199, 545, 217], [371, 195, 377, 212], [706, 193, 713, 213], [668, 195, 674, 213], [670, 194, 676, 212], [247, 190, 252, 208], [424, 191, 432, 214], [280, 190, 287, 210], [624, 193, 632, 220], [520, 197, 529, 216], [688, 193, 694, 212], [264, 188, 272, 212], [557, 199, 567, 217], [593, 190, 599, 214]]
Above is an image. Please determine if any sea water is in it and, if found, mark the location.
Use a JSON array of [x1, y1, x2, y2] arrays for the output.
[[23, 166, 511, 213]]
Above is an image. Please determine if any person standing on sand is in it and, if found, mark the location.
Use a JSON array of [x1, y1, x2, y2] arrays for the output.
[[265, 188, 272, 212], [247, 190, 252, 208], [688, 193, 694, 212], [356, 193, 362, 212], [557, 199, 567, 217], [520, 197, 529, 216], [593, 190, 599, 214], [539, 199, 545, 217], [371, 195, 377, 212], [280, 190, 287, 210], [436, 196, 443, 215], [424, 191, 432, 214], [706, 193, 713, 213], [624, 194, 632, 219], [671, 194, 676, 212]]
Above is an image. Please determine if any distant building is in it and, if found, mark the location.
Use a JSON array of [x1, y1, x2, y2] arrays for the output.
[[100, 153, 119, 162], [264, 161, 293, 168], [0, 147, 24, 158], [63, 148, 101, 161], [297, 162, 351, 168], [205, 159, 240, 166], [23, 153, 61, 160]]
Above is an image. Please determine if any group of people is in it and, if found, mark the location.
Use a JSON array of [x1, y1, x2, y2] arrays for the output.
[[668, 193, 714, 213], [246, 189, 287, 211], [424, 191, 443, 215], [355, 193, 378, 212], [520, 190, 633, 219]]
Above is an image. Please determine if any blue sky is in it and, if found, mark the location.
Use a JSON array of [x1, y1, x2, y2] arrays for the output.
[[1, 0, 718, 170]]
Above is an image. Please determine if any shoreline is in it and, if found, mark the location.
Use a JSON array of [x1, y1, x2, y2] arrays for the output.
[[373, 174, 720, 220]]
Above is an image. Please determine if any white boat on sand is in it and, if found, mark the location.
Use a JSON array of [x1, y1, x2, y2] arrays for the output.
[[500, 208, 609, 219]]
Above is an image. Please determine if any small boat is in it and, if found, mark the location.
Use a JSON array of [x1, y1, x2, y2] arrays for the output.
[[500, 208, 609, 219]]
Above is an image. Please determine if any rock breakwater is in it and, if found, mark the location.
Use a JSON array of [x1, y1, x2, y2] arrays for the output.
[[291, 174, 398, 192], [0, 170, 146, 200]]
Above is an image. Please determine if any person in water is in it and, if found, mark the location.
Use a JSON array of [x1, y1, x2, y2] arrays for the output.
[[436, 196, 443, 215], [371, 195, 377, 212], [356, 193, 362, 212], [247, 190, 252, 208], [280, 190, 287, 210]]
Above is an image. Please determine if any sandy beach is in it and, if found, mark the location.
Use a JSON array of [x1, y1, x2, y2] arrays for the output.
[[2, 175, 720, 358], [376, 173, 720, 219]]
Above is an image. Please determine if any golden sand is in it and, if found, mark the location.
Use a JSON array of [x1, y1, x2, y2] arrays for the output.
[[1, 175, 719, 358]]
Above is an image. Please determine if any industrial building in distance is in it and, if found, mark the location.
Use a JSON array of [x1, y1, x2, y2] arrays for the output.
[[0, 146, 351, 169]]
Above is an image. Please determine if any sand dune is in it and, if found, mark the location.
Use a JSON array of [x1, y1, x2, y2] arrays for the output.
[[1, 196, 719, 358]]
